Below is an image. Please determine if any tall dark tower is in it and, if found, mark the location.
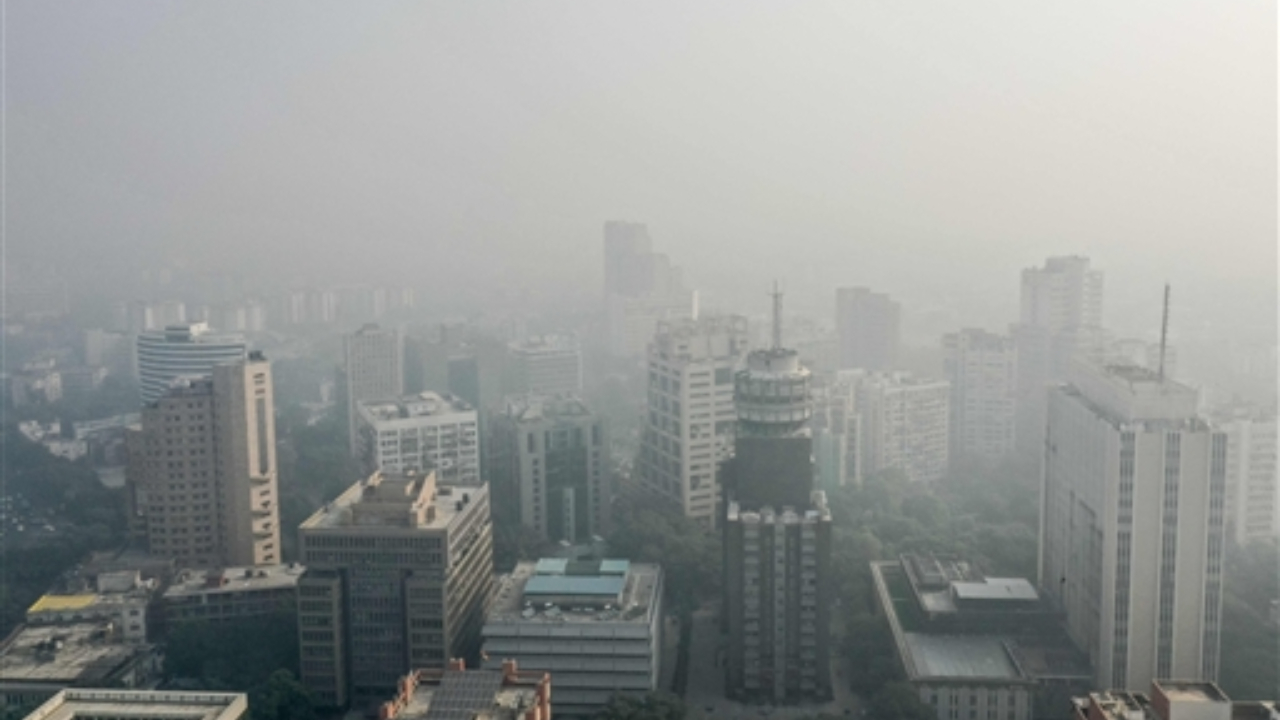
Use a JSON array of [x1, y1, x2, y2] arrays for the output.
[[722, 285, 831, 704]]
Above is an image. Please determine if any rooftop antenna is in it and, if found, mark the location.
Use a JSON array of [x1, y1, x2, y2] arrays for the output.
[[1158, 283, 1170, 383], [770, 281, 783, 350]]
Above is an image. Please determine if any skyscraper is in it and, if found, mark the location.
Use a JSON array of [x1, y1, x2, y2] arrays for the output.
[[135, 323, 247, 405], [602, 221, 693, 358], [1013, 257, 1105, 460], [1214, 408, 1278, 545], [126, 354, 280, 567], [343, 324, 404, 456], [637, 315, 749, 528], [943, 328, 1018, 463], [722, 289, 831, 703], [1039, 363, 1225, 691], [835, 287, 900, 371], [845, 369, 951, 484], [297, 470, 494, 708], [489, 394, 610, 544]]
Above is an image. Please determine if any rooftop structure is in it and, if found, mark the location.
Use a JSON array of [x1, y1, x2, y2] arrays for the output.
[[1071, 682, 1255, 720], [0, 623, 154, 708], [21, 689, 247, 720], [483, 559, 663, 718], [1066, 363, 1199, 424], [376, 659, 550, 720]]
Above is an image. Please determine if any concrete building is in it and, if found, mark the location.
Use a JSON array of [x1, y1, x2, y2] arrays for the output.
[[297, 470, 494, 708], [344, 324, 405, 456], [20, 689, 247, 720], [135, 324, 247, 406], [489, 395, 610, 544], [1070, 682, 1274, 720], [506, 336, 582, 397], [0, 623, 155, 709], [602, 221, 693, 358], [482, 559, 663, 719], [125, 355, 280, 568], [1040, 363, 1226, 691], [835, 287, 901, 372], [376, 660, 551, 720], [871, 555, 1093, 720], [1013, 257, 1105, 461], [811, 379, 861, 489], [845, 370, 950, 484], [1108, 338, 1179, 381], [724, 493, 833, 704], [25, 571, 154, 646], [355, 392, 480, 486], [161, 564, 304, 627], [944, 329, 1018, 463], [1213, 409, 1279, 545], [637, 315, 749, 528]]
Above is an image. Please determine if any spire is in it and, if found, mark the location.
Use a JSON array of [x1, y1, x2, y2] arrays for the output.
[[770, 281, 783, 350], [1158, 283, 1171, 383]]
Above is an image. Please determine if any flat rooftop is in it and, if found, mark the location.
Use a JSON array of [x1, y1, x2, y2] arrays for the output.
[[903, 634, 1021, 680], [501, 394, 593, 423], [0, 623, 147, 685], [163, 564, 305, 599], [1157, 681, 1231, 704], [396, 671, 541, 720], [489, 559, 660, 625], [24, 689, 246, 720], [358, 392, 475, 423], [508, 335, 579, 355], [301, 472, 478, 531], [952, 578, 1039, 602]]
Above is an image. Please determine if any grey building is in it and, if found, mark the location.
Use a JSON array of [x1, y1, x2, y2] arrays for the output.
[[343, 324, 404, 456], [481, 558, 663, 719], [296, 470, 494, 708], [835, 287, 900, 372], [506, 335, 582, 397]]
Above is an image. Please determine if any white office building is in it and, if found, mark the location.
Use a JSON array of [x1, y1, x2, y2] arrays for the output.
[[506, 335, 583, 397], [135, 323, 247, 405], [1040, 363, 1225, 691], [1213, 409, 1278, 545], [844, 370, 950, 484], [344, 324, 404, 456], [355, 392, 479, 486], [943, 328, 1018, 462], [637, 315, 749, 528]]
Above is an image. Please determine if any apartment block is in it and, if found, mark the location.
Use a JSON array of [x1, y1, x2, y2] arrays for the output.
[[1213, 408, 1278, 545], [355, 392, 480, 486], [344, 324, 404, 456], [845, 370, 950, 484], [943, 329, 1018, 462], [506, 335, 582, 397]]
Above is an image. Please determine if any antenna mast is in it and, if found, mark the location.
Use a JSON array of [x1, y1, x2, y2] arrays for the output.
[[770, 281, 783, 350], [1158, 283, 1170, 383]]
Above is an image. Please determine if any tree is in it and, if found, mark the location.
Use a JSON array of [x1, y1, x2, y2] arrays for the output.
[[596, 692, 686, 720], [249, 670, 317, 720], [868, 683, 934, 720]]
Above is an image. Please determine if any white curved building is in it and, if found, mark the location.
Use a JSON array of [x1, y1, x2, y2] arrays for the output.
[[136, 323, 247, 405]]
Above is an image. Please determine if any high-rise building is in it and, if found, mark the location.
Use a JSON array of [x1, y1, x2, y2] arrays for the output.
[[811, 380, 861, 489], [297, 470, 494, 708], [1039, 363, 1225, 691], [489, 395, 610, 544], [1013, 257, 1105, 460], [943, 329, 1018, 463], [845, 370, 950, 484], [835, 287, 900, 371], [722, 290, 831, 704], [126, 355, 280, 567], [602, 221, 694, 358], [506, 335, 583, 397], [637, 316, 749, 528], [1214, 409, 1278, 545], [354, 392, 480, 486], [135, 323, 247, 405], [343, 324, 404, 456]]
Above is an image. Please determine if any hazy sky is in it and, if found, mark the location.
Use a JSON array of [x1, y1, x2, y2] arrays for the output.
[[8, 1, 1276, 332]]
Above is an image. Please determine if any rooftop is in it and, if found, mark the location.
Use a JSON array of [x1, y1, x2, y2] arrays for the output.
[[358, 392, 476, 423], [0, 622, 148, 685], [1156, 681, 1231, 704], [952, 578, 1039, 602], [508, 335, 579, 355], [501, 394, 594, 423], [380, 661, 548, 720], [300, 471, 479, 531], [902, 634, 1023, 681], [163, 564, 305, 599], [488, 559, 661, 625], [1066, 362, 1200, 424], [23, 689, 246, 720]]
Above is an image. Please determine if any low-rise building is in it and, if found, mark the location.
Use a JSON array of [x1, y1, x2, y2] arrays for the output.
[[161, 564, 304, 627], [376, 659, 551, 720], [482, 559, 663, 719], [0, 623, 156, 709], [1071, 682, 1276, 720], [356, 392, 480, 486], [21, 689, 246, 720]]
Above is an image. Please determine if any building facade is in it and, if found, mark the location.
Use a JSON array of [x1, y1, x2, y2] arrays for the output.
[[21, 689, 247, 720], [506, 336, 583, 397], [1039, 363, 1226, 691], [376, 660, 551, 720], [134, 323, 247, 405], [1214, 409, 1278, 545], [482, 559, 663, 719], [637, 315, 749, 528], [943, 329, 1018, 463], [845, 370, 950, 484], [602, 221, 693, 358], [489, 395, 610, 544], [343, 324, 404, 456], [355, 392, 480, 486], [162, 564, 303, 627], [296, 470, 493, 708], [835, 287, 900, 372], [126, 355, 280, 568]]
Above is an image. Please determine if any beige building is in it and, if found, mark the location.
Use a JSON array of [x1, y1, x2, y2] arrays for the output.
[[297, 469, 494, 708], [344, 324, 404, 456], [1040, 363, 1225, 691], [125, 354, 280, 568], [506, 335, 582, 397]]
